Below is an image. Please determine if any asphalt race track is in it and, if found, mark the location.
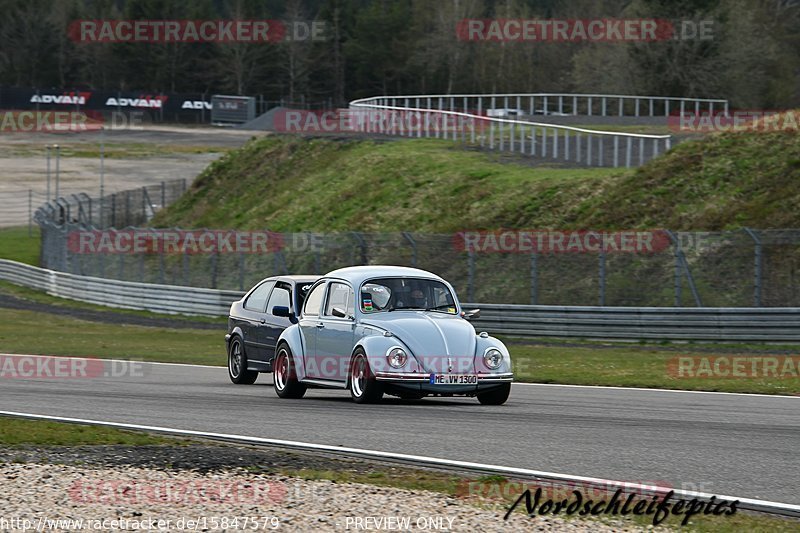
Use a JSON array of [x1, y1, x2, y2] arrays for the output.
[[0, 359, 797, 506]]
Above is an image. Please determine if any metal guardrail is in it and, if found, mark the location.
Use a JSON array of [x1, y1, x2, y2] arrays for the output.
[[0, 259, 242, 317], [2, 259, 798, 341], [469, 304, 800, 342], [348, 93, 728, 168]]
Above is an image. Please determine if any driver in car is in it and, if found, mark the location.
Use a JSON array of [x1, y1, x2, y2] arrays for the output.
[[409, 288, 428, 308], [394, 284, 427, 309]]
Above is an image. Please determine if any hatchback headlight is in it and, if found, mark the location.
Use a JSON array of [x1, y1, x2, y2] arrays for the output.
[[386, 347, 408, 368], [483, 348, 503, 369]]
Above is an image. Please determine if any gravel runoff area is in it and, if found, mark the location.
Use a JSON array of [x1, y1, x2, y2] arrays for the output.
[[0, 126, 265, 228], [0, 445, 670, 532]]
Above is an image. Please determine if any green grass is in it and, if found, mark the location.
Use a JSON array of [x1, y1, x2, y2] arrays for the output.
[[153, 128, 800, 232], [0, 416, 175, 446], [0, 280, 227, 327], [510, 342, 800, 395], [152, 136, 619, 232], [0, 226, 40, 265], [0, 307, 221, 365]]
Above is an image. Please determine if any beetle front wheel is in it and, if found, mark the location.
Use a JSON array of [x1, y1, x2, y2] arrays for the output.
[[350, 349, 383, 404], [477, 383, 511, 405]]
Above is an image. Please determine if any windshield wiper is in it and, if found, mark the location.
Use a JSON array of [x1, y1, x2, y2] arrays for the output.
[[387, 305, 425, 312]]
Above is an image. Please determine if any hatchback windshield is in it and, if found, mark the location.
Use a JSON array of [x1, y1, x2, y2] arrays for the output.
[[360, 278, 457, 314]]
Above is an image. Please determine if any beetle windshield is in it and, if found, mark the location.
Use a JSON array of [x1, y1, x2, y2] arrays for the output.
[[360, 278, 457, 314]]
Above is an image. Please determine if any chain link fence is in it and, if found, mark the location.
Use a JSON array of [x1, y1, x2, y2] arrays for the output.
[[33, 179, 186, 229], [33, 209, 800, 307]]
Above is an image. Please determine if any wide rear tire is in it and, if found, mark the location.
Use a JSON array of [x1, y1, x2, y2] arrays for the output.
[[273, 344, 307, 399], [477, 383, 511, 405], [228, 336, 258, 385], [350, 349, 383, 404]]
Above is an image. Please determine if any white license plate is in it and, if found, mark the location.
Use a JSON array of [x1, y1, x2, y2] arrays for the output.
[[429, 374, 478, 385]]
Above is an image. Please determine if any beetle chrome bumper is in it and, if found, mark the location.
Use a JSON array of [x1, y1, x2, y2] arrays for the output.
[[373, 372, 514, 383]]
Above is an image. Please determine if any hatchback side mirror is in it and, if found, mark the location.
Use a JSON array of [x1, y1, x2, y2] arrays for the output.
[[272, 305, 290, 317], [273, 305, 299, 324], [462, 308, 481, 319]]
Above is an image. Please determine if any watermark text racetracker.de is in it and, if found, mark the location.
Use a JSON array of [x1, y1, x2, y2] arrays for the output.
[[669, 110, 800, 133], [453, 230, 672, 254], [457, 18, 714, 42], [68, 229, 283, 255], [0, 355, 145, 380], [68, 19, 326, 43], [0, 110, 145, 133], [669, 356, 800, 379], [273, 108, 486, 135], [69, 478, 285, 505]]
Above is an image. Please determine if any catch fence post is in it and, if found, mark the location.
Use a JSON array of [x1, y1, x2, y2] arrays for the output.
[[673, 236, 682, 306], [239, 250, 245, 291], [211, 248, 218, 289], [744, 228, 763, 307], [599, 237, 607, 306], [467, 250, 475, 303], [402, 232, 417, 267]]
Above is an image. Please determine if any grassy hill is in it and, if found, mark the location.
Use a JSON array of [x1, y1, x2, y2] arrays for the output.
[[153, 128, 800, 232]]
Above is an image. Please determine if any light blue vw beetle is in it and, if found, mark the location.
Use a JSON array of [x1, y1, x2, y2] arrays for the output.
[[271, 265, 513, 404]]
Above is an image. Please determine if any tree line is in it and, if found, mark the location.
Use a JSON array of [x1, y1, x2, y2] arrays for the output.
[[0, 0, 798, 109]]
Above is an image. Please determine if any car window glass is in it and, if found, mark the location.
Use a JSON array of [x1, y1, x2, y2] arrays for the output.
[[303, 282, 326, 316], [266, 286, 290, 314], [360, 278, 457, 313], [361, 282, 391, 311], [325, 282, 354, 317], [244, 281, 275, 312], [434, 287, 455, 307], [296, 283, 313, 312]]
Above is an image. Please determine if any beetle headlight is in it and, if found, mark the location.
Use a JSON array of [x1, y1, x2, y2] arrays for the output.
[[386, 347, 408, 368], [483, 348, 503, 369]]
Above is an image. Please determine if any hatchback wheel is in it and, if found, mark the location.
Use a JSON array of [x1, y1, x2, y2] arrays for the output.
[[350, 349, 383, 404], [228, 336, 258, 384]]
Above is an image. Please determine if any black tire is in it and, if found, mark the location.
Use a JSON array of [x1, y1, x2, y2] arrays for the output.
[[350, 349, 384, 404], [273, 344, 307, 399], [477, 383, 511, 405], [228, 336, 258, 384]]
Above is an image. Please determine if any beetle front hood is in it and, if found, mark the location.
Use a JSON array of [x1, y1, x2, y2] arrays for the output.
[[361, 312, 477, 372]]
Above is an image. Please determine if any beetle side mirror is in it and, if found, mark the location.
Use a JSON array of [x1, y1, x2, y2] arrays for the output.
[[462, 308, 481, 319]]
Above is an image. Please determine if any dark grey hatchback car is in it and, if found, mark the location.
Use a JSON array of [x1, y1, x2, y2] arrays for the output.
[[226, 275, 319, 384]]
